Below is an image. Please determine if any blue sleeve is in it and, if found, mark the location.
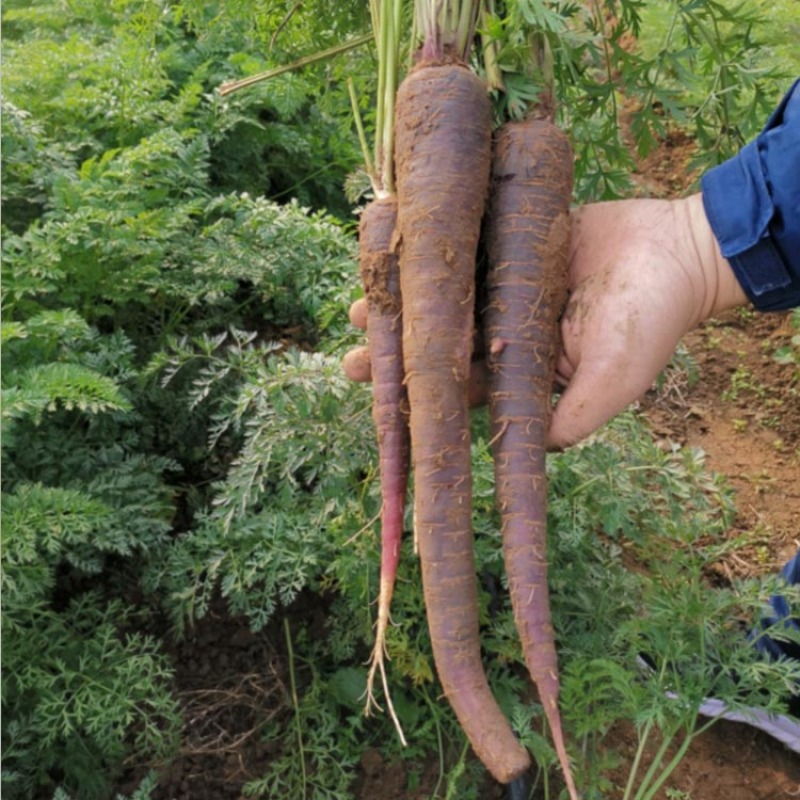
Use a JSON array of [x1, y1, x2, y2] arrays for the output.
[[752, 548, 800, 667], [701, 78, 800, 312]]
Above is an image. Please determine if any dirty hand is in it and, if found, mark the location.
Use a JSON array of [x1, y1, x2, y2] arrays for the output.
[[548, 192, 746, 448], [342, 192, 746, 449]]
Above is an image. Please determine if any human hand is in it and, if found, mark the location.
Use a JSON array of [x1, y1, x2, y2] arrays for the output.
[[547, 192, 746, 448], [342, 299, 492, 409], [342, 192, 746, 449]]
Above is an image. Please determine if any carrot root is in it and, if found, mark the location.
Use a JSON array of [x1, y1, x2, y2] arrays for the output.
[[484, 117, 578, 799], [358, 197, 410, 747], [395, 61, 530, 785], [365, 576, 407, 747]]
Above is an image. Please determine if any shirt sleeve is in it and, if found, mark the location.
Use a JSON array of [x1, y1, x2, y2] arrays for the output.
[[701, 78, 800, 312]]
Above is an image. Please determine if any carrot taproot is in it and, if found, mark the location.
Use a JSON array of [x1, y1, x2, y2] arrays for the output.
[[359, 197, 410, 743], [483, 117, 578, 799], [394, 60, 531, 785]]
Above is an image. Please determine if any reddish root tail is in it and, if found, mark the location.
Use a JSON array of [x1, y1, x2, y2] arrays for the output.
[[364, 576, 407, 747]]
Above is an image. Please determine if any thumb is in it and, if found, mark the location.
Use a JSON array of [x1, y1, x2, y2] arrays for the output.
[[546, 348, 651, 451]]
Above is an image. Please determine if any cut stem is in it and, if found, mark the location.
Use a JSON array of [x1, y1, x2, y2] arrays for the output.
[[347, 78, 378, 194], [218, 34, 372, 96], [284, 618, 308, 800], [417, 0, 480, 62]]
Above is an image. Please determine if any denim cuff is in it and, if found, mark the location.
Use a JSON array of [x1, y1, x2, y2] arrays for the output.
[[701, 78, 800, 312]]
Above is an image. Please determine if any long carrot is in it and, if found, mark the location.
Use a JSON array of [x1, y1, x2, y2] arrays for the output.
[[359, 197, 410, 744], [483, 116, 578, 799], [394, 56, 531, 784], [345, 1, 410, 739]]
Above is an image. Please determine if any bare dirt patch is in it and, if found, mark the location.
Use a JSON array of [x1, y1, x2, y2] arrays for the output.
[[645, 311, 800, 574], [626, 314, 800, 800]]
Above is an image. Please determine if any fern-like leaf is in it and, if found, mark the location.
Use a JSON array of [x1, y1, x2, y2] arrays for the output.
[[3, 363, 131, 425]]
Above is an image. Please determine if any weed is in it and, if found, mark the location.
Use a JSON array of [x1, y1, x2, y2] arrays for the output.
[[665, 789, 693, 800], [774, 309, 800, 381], [654, 345, 700, 406], [722, 366, 767, 402]]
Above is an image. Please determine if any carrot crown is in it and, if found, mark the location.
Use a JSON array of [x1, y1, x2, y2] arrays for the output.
[[349, 0, 404, 198], [416, 0, 480, 63]]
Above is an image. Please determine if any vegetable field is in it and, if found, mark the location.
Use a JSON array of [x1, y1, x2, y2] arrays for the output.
[[2, 2, 798, 799]]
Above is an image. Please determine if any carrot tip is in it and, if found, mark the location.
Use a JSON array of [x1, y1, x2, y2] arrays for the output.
[[364, 639, 407, 747]]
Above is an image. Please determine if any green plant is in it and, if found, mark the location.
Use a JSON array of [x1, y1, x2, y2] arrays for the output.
[[484, 0, 785, 201], [722, 366, 767, 402], [242, 622, 363, 800], [774, 309, 800, 379], [1, 318, 181, 797], [654, 344, 699, 402], [634, 0, 786, 173], [1, 594, 180, 799], [2, 3, 369, 793], [665, 789, 693, 800], [52, 771, 161, 800], [230, 411, 800, 800], [548, 415, 799, 799]]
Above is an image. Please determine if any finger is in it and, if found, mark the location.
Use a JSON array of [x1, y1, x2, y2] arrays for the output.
[[349, 297, 368, 330], [554, 348, 576, 389], [547, 334, 667, 451], [468, 359, 488, 408], [547, 350, 636, 451], [342, 346, 372, 382], [547, 382, 609, 452], [472, 324, 486, 359]]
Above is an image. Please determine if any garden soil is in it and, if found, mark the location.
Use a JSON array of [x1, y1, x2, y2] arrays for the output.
[[125, 126, 799, 800], [612, 311, 800, 800]]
